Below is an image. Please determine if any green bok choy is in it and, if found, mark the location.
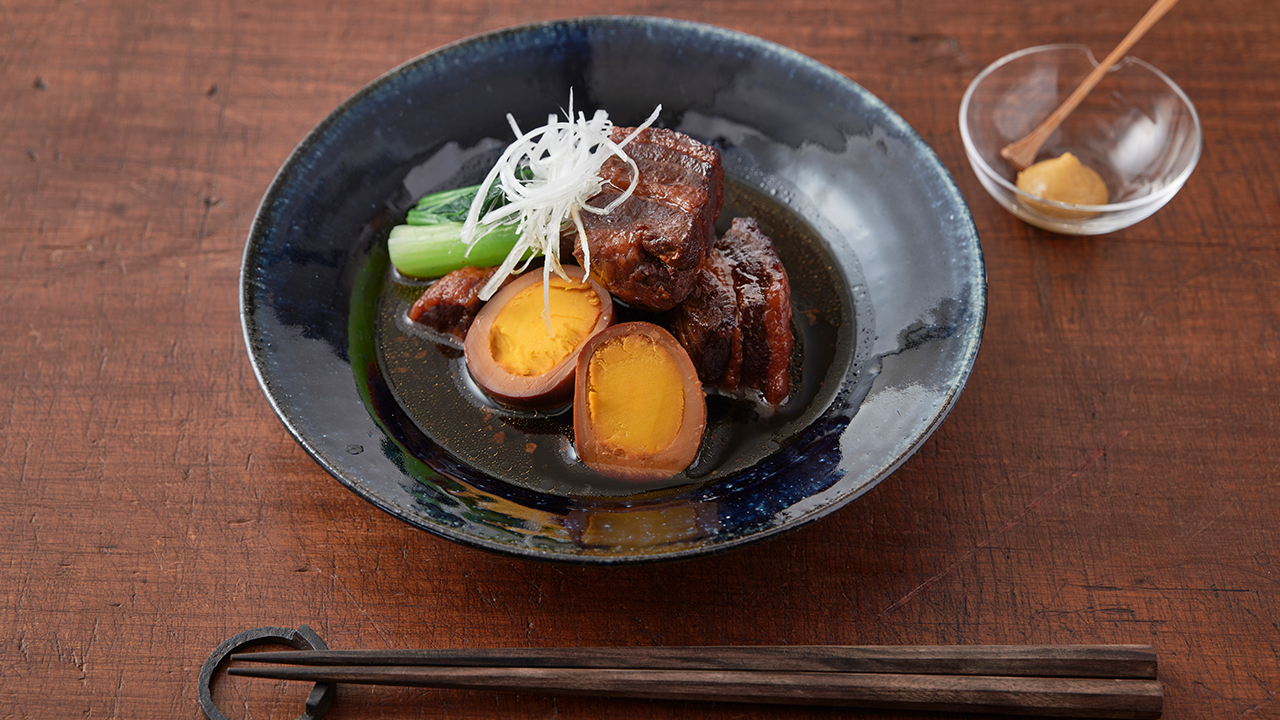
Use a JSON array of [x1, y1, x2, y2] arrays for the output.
[[387, 183, 525, 278]]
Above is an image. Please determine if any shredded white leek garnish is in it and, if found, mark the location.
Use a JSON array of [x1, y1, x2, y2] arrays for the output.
[[460, 93, 661, 332]]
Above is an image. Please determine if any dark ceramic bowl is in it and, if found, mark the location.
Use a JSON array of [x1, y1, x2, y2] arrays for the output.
[[241, 17, 985, 563]]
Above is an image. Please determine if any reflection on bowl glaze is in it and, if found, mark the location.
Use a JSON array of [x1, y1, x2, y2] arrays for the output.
[[567, 501, 720, 551]]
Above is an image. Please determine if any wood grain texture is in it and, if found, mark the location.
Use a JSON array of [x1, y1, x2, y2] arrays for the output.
[[227, 666, 1166, 719], [231, 644, 1159, 678], [2, 0, 1278, 719]]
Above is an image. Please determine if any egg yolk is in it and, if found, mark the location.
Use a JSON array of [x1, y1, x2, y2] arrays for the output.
[[585, 334, 685, 455], [1015, 152, 1109, 218], [489, 276, 602, 377]]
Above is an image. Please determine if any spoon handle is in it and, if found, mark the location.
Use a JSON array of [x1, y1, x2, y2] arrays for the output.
[[999, 0, 1181, 169]]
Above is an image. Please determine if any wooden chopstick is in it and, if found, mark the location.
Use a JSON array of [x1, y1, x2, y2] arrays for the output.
[[227, 645, 1161, 718], [227, 665, 1162, 718], [230, 644, 1156, 679]]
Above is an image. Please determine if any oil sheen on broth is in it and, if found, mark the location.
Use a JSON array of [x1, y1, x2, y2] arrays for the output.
[[375, 177, 851, 498]]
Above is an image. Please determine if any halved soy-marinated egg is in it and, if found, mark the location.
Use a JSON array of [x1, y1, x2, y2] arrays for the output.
[[573, 322, 707, 481], [464, 266, 614, 409]]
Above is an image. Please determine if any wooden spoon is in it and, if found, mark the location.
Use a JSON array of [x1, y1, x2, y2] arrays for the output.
[[999, 0, 1182, 170]]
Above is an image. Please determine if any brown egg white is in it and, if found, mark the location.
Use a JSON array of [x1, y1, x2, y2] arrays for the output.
[[464, 266, 613, 409]]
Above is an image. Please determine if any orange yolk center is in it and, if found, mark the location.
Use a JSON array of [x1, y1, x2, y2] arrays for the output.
[[489, 276, 602, 377], [585, 334, 685, 455]]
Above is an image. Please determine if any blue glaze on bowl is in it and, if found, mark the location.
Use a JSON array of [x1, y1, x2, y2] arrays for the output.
[[240, 16, 985, 563]]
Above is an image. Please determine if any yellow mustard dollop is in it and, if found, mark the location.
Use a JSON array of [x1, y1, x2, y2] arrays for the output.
[[489, 276, 602, 377], [1016, 152, 1109, 219], [586, 334, 685, 455]]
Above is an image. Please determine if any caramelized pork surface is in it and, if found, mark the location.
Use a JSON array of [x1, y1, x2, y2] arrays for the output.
[[571, 127, 724, 311], [407, 265, 501, 339], [673, 217, 793, 407]]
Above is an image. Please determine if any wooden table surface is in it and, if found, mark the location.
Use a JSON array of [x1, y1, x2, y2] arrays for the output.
[[3, 0, 1278, 718]]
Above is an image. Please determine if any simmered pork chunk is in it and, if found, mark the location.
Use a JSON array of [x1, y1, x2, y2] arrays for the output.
[[673, 217, 793, 407], [572, 127, 724, 311], [407, 265, 502, 339]]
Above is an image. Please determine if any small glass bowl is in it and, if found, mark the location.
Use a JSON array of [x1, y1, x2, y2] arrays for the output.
[[960, 44, 1201, 235]]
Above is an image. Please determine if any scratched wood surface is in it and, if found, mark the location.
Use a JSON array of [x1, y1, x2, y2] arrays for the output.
[[3, 0, 1278, 718]]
